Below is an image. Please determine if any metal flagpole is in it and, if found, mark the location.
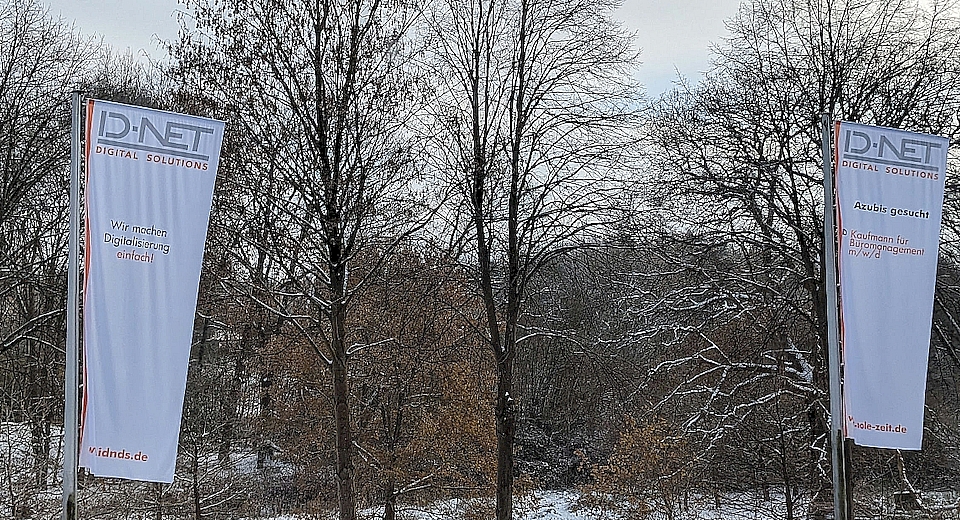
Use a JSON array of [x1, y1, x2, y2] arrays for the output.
[[822, 113, 850, 520], [63, 91, 82, 520]]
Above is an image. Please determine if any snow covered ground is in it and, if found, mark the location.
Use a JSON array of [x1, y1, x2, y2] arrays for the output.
[[254, 490, 812, 520], [372, 492, 600, 520], [5, 424, 954, 520]]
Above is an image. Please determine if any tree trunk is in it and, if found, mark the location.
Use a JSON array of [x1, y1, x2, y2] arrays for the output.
[[331, 302, 357, 520], [785, 484, 794, 520], [780, 436, 795, 520], [383, 480, 397, 520], [155, 483, 163, 520], [495, 352, 517, 520]]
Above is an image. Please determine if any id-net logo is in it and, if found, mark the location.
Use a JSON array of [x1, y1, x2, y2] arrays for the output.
[[97, 110, 216, 162], [842, 126, 944, 180]]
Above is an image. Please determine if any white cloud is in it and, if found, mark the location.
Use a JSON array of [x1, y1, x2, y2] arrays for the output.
[[41, 0, 744, 95], [615, 0, 742, 95], [42, 0, 182, 61]]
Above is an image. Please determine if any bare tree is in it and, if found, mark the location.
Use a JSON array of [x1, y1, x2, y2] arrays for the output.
[[639, 0, 960, 513], [0, 0, 92, 354], [0, 2, 97, 516], [428, 0, 639, 517], [171, 1, 432, 517]]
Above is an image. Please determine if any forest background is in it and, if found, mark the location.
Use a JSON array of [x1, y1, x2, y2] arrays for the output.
[[4, 0, 960, 519]]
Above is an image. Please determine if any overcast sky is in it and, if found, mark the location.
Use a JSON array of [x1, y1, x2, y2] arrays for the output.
[[41, 0, 743, 96]]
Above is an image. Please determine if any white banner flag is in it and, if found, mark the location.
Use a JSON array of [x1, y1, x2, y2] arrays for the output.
[[79, 99, 224, 482], [835, 121, 947, 450]]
